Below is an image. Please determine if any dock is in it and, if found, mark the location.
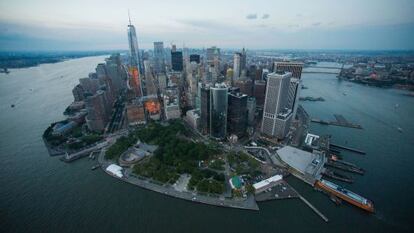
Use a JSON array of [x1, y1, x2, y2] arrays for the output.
[[322, 169, 353, 183], [331, 143, 366, 155], [311, 114, 362, 129], [60, 141, 107, 162], [326, 161, 364, 175]]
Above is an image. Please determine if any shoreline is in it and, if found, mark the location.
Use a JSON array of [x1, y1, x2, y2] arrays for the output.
[[97, 149, 260, 211]]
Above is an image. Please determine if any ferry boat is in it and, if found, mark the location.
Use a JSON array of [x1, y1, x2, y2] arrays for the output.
[[315, 179, 374, 213]]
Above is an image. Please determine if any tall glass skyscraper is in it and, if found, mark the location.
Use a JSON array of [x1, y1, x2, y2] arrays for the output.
[[127, 21, 144, 74], [210, 83, 228, 140], [127, 17, 145, 97]]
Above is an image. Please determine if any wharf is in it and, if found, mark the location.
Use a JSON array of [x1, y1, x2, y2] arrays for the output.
[[330, 143, 366, 155], [322, 169, 353, 183], [326, 161, 364, 175], [311, 114, 362, 129], [60, 141, 107, 162]]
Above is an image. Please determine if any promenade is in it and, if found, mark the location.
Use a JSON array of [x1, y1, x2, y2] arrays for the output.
[[98, 149, 259, 211]]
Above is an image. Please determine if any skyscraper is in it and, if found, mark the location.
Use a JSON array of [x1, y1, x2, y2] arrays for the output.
[[190, 54, 200, 64], [233, 52, 241, 80], [227, 91, 248, 137], [127, 15, 144, 96], [253, 80, 266, 107], [274, 62, 303, 119], [247, 97, 256, 126], [153, 42, 165, 73], [200, 84, 211, 134], [127, 17, 144, 74], [210, 83, 228, 140], [240, 48, 247, 70], [261, 72, 292, 139], [171, 51, 183, 71]]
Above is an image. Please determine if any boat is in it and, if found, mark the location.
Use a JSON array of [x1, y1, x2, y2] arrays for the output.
[[342, 92, 347, 96], [11, 104, 15, 108], [315, 179, 374, 213], [397, 127, 403, 133]]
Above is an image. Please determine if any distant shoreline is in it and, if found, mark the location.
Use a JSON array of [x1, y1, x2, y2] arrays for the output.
[[0, 51, 124, 71]]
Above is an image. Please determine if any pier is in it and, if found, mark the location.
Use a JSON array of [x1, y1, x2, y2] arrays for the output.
[[60, 141, 107, 162], [311, 114, 362, 129], [330, 143, 366, 155]]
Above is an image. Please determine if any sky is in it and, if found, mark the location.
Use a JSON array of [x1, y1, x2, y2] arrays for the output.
[[0, 0, 413, 51]]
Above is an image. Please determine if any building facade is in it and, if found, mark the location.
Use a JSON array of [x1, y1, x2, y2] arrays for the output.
[[210, 83, 228, 139], [261, 72, 292, 139], [227, 91, 248, 137]]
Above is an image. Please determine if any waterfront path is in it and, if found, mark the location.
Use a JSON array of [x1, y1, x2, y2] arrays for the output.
[[98, 148, 259, 211]]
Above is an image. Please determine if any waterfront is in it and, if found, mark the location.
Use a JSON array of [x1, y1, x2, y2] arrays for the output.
[[1, 58, 413, 233]]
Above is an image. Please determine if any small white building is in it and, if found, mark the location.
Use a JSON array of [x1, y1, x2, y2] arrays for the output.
[[253, 174, 283, 194], [106, 164, 123, 178]]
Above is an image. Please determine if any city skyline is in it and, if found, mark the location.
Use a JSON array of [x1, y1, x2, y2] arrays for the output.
[[1, 0, 414, 51]]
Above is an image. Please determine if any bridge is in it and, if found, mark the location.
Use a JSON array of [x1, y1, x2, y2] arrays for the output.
[[302, 71, 340, 74], [305, 66, 342, 70]]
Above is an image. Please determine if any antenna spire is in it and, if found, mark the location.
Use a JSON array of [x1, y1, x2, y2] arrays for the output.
[[128, 10, 131, 25]]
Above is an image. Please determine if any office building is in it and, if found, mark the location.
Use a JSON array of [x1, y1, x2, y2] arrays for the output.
[[72, 84, 85, 101], [227, 91, 248, 137], [171, 51, 183, 71], [85, 90, 110, 132], [253, 80, 266, 107], [233, 52, 242, 80], [126, 101, 146, 125], [247, 97, 256, 126], [274, 62, 303, 119], [210, 83, 228, 139], [127, 18, 144, 74], [200, 84, 211, 134], [190, 54, 200, 64], [234, 77, 253, 96], [261, 72, 292, 139], [164, 87, 181, 120], [153, 42, 165, 73]]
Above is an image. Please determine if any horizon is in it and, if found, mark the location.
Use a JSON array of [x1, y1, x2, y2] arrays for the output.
[[1, 0, 414, 51]]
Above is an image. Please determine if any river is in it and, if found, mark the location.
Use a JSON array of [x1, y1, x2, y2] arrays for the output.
[[0, 58, 413, 233]]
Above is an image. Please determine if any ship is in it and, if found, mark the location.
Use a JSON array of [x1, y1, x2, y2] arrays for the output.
[[315, 179, 374, 213]]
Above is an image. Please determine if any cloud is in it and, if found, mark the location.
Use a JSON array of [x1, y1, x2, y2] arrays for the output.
[[312, 22, 322, 27], [246, 14, 258, 20], [262, 14, 270, 19]]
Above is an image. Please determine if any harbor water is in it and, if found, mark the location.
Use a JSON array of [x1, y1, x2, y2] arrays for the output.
[[0, 58, 413, 233]]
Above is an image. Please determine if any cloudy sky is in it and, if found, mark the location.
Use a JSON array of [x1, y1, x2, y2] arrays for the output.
[[0, 0, 413, 51]]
